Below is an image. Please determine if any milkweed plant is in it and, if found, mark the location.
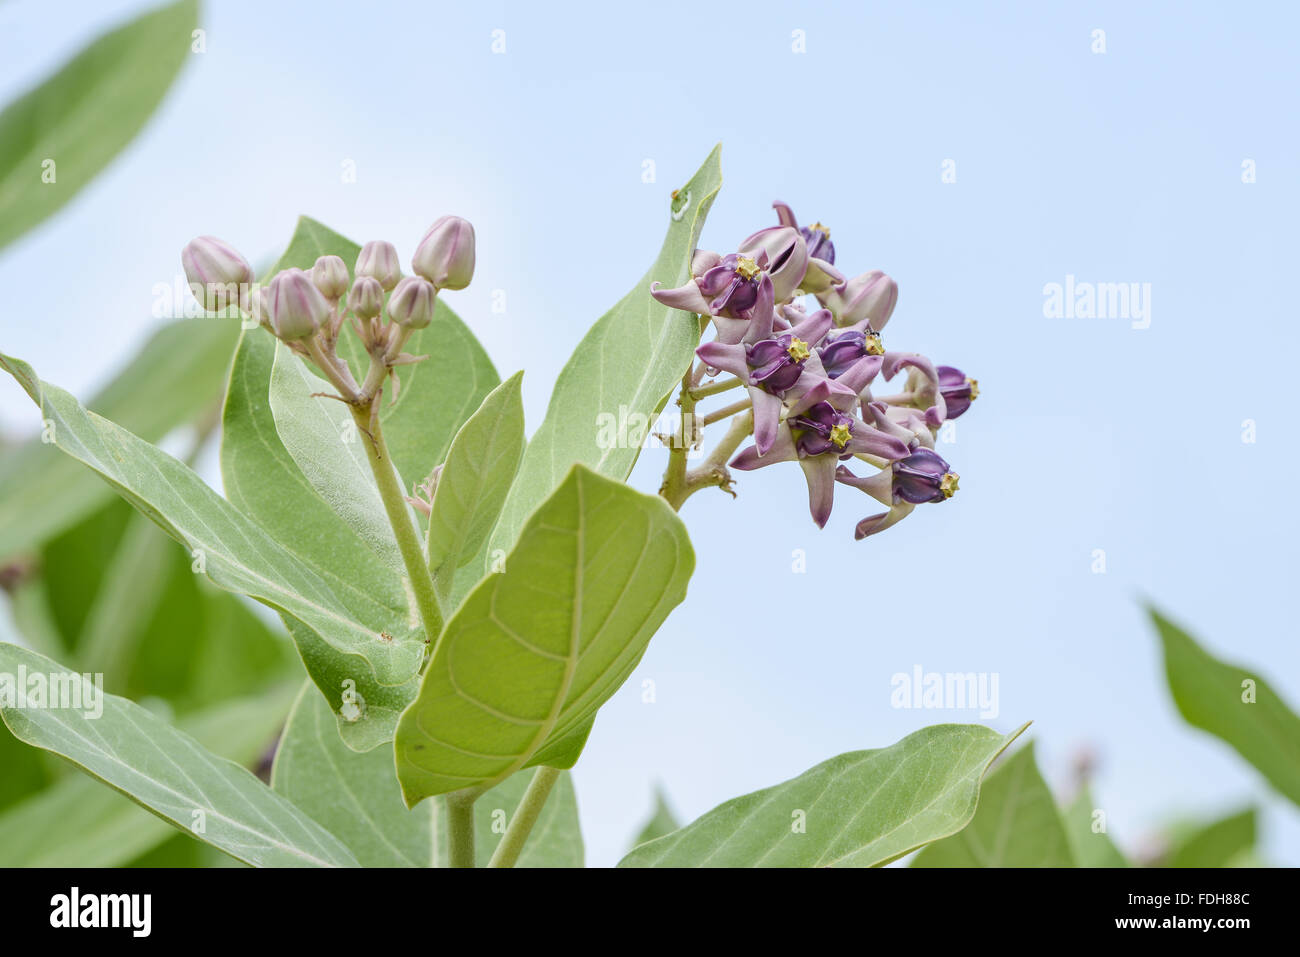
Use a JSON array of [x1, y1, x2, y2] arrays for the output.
[[3, 144, 1294, 869]]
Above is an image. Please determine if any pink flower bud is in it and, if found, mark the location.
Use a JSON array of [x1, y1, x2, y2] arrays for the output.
[[387, 275, 437, 329], [266, 268, 330, 340], [412, 216, 475, 290], [181, 236, 253, 311], [355, 241, 402, 291], [347, 276, 384, 320], [820, 270, 898, 329], [311, 255, 349, 300]]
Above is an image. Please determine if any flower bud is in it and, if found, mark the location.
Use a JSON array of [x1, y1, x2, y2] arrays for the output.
[[819, 269, 898, 329], [738, 226, 807, 303], [311, 255, 349, 300], [181, 236, 253, 311], [936, 365, 979, 419], [387, 275, 437, 329], [892, 448, 959, 504], [347, 275, 384, 320], [355, 241, 402, 291], [266, 268, 330, 340], [412, 216, 475, 289]]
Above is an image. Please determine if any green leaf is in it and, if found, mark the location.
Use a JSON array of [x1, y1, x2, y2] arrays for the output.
[[1062, 785, 1129, 867], [1151, 607, 1300, 808], [426, 371, 526, 599], [0, 647, 346, 867], [0, 317, 240, 559], [1165, 808, 1257, 868], [488, 147, 722, 557], [0, 0, 197, 249], [912, 741, 1075, 867], [396, 465, 695, 804], [220, 217, 498, 746], [629, 785, 680, 851], [269, 343, 403, 573], [8, 493, 296, 713], [0, 353, 423, 691], [619, 723, 1027, 868], [0, 685, 294, 867], [0, 722, 53, 813], [272, 683, 582, 867]]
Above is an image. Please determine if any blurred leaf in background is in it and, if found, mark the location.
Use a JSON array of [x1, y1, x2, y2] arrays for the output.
[[1151, 607, 1300, 808], [0, 0, 198, 250]]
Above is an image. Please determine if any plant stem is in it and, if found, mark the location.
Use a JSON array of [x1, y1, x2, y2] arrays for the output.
[[487, 767, 562, 868], [659, 367, 697, 507], [688, 376, 743, 400], [700, 397, 751, 426], [661, 409, 754, 512], [349, 405, 445, 646], [445, 789, 478, 868]]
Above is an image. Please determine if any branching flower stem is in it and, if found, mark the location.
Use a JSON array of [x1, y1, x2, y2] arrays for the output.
[[701, 397, 751, 426]]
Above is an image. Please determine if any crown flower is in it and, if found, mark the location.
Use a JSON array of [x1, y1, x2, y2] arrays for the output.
[[653, 198, 978, 539]]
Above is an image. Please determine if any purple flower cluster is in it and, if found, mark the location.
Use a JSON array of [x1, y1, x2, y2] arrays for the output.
[[653, 202, 978, 539]]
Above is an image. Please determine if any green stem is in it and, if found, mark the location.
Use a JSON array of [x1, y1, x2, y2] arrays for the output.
[[349, 405, 445, 645], [701, 397, 751, 426], [445, 790, 478, 868], [487, 767, 562, 868], [688, 376, 743, 400], [662, 410, 753, 512], [658, 367, 697, 506]]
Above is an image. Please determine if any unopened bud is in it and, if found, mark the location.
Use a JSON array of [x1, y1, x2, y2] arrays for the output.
[[347, 276, 384, 320], [355, 241, 402, 290], [311, 255, 349, 300], [820, 269, 898, 329], [412, 216, 475, 289], [387, 275, 437, 329], [266, 268, 330, 340], [181, 236, 253, 311]]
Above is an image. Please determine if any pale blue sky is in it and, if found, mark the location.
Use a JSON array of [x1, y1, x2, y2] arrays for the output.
[[1, 0, 1297, 867]]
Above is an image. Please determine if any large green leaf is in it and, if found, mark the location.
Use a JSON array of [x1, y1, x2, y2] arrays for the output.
[[272, 683, 582, 867], [396, 465, 694, 804], [0, 0, 197, 249], [0, 683, 295, 867], [1062, 785, 1129, 867], [1151, 607, 1300, 807], [220, 216, 499, 746], [619, 723, 1025, 868], [488, 147, 722, 557], [0, 353, 422, 690], [0, 317, 241, 559], [1165, 808, 1257, 868], [912, 741, 1075, 867], [426, 371, 526, 601], [0, 645, 352, 867]]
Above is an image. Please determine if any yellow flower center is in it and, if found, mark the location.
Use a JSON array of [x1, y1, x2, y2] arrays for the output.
[[811, 222, 831, 237], [939, 472, 960, 498], [734, 256, 761, 281], [786, 337, 811, 361], [830, 422, 852, 449], [864, 332, 885, 356], [967, 378, 980, 400]]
